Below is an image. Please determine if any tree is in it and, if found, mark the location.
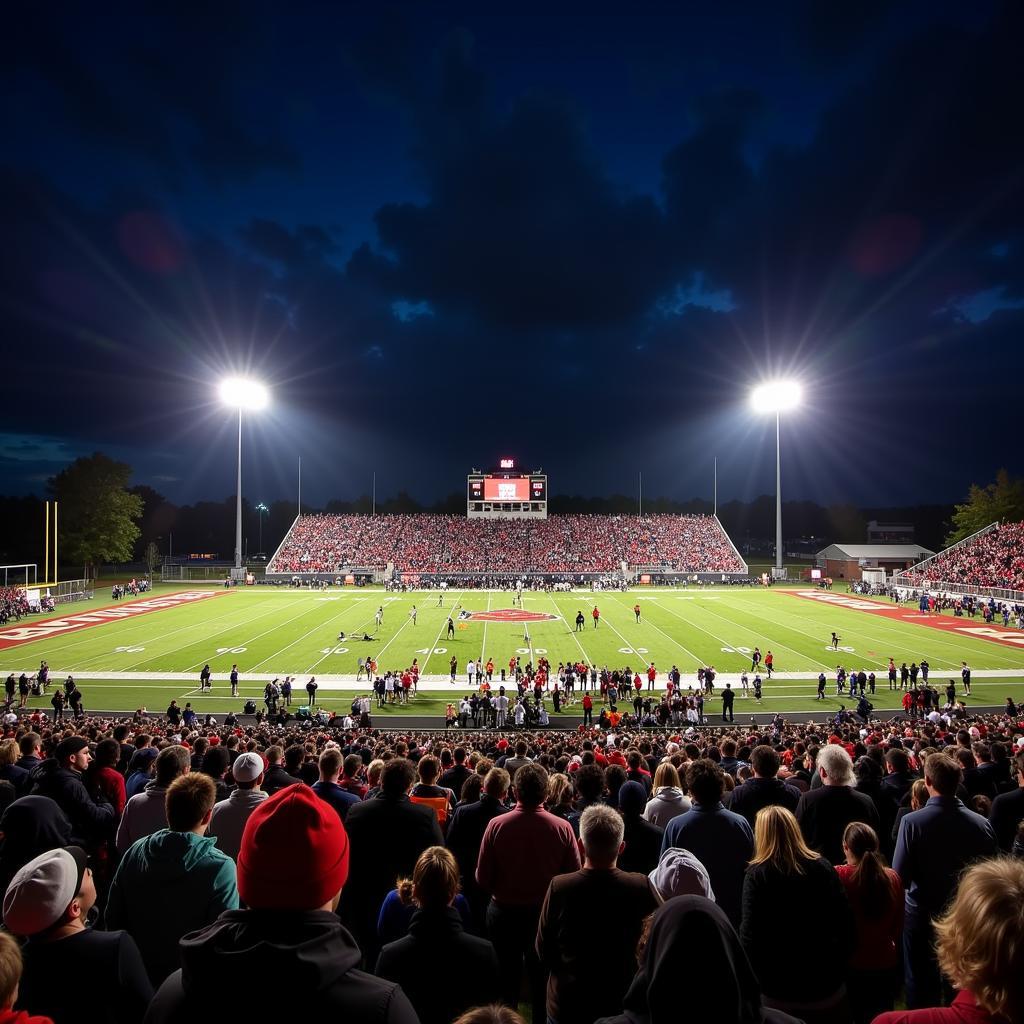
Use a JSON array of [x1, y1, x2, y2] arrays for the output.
[[144, 541, 161, 575], [49, 453, 143, 573], [945, 469, 1024, 545]]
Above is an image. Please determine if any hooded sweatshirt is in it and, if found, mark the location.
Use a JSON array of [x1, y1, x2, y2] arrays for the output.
[[642, 786, 692, 829], [0, 796, 72, 906], [105, 829, 238, 986], [145, 909, 419, 1024]]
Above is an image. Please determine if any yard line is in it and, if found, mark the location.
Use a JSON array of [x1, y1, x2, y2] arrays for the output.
[[479, 592, 491, 664], [548, 593, 594, 669], [603, 592, 702, 665], [181, 600, 335, 673], [303, 598, 401, 675], [247, 599, 368, 671], [418, 593, 466, 677]]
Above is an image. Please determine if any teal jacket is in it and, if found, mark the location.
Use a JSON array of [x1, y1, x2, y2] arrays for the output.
[[106, 828, 238, 986]]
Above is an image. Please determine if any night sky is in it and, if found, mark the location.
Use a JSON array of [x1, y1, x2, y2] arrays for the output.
[[2, 2, 1021, 510]]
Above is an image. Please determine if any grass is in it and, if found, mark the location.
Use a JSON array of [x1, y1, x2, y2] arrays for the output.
[[3, 583, 1023, 716]]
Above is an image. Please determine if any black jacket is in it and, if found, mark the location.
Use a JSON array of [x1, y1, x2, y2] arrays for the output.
[[795, 784, 879, 867], [617, 817, 664, 876], [145, 910, 418, 1024], [375, 907, 499, 1024], [30, 759, 115, 850], [341, 793, 444, 955], [261, 765, 302, 796], [726, 777, 800, 827], [989, 786, 1024, 851]]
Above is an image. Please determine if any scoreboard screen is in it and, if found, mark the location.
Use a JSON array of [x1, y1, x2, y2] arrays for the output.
[[469, 477, 484, 500], [530, 476, 546, 500], [484, 477, 530, 501]]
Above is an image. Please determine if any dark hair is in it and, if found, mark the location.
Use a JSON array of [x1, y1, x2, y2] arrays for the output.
[[686, 759, 725, 805], [94, 738, 120, 769], [319, 748, 343, 777], [514, 762, 548, 808], [574, 763, 606, 801], [166, 773, 216, 831], [843, 821, 895, 919], [343, 753, 362, 777], [925, 752, 962, 796], [19, 733, 41, 756], [751, 745, 780, 778], [155, 744, 191, 785], [381, 757, 417, 797], [885, 748, 911, 773]]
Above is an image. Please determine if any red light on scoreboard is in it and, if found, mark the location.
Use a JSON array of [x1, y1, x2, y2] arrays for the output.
[[484, 477, 529, 501]]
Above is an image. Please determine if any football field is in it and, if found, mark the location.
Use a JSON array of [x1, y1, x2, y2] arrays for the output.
[[2, 584, 1023, 719]]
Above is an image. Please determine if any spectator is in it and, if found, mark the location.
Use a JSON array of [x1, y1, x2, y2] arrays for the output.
[[86, 739, 127, 820], [615, 781, 664, 875], [116, 746, 191, 854], [14, 735, 43, 777], [893, 751, 998, 1008], [0, 929, 52, 1024], [660, 759, 753, 928], [476, 762, 581, 1024], [440, 747, 473, 797], [339, 754, 369, 799], [375, 847, 499, 1024], [537, 804, 659, 1024], [836, 822, 903, 1024], [260, 745, 301, 796], [446, 767, 511, 930], [0, 798, 72, 913], [106, 774, 238, 986], [409, 755, 457, 831], [872, 858, 1024, 1024], [452, 1010, 524, 1024], [146, 784, 419, 1024], [4, 847, 152, 1024], [647, 846, 715, 901], [30, 737, 115, 855], [727, 746, 800, 828], [740, 806, 854, 1024], [989, 747, 1024, 851], [342, 758, 444, 961], [594, 896, 802, 1024], [206, 752, 267, 861], [311, 748, 360, 823], [642, 763, 691, 829], [0, 742, 28, 796], [796, 745, 879, 866]]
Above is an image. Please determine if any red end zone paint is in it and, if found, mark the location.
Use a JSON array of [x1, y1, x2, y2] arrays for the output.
[[462, 609, 559, 623], [0, 590, 226, 650], [788, 590, 1024, 651]]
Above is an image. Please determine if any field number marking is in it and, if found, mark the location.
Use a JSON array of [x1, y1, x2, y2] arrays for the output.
[[216, 647, 247, 654], [618, 646, 649, 655], [114, 646, 145, 653], [319, 646, 350, 655]]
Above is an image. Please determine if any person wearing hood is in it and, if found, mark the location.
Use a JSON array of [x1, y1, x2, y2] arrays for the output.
[[0, 797, 72, 910], [28, 737, 115, 855], [642, 764, 690, 829], [647, 846, 715, 902], [145, 783, 420, 1024], [594, 896, 802, 1024], [116, 746, 191, 854], [616, 781, 664, 875], [106, 773, 238, 986], [375, 846, 498, 1024]]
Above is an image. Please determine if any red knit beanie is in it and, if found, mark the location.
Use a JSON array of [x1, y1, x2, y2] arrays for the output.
[[238, 784, 349, 910]]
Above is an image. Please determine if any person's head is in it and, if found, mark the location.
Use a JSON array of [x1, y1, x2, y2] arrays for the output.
[[750, 745, 780, 779], [230, 752, 265, 790], [546, 772, 573, 811], [580, 804, 624, 867], [483, 766, 510, 801], [653, 762, 681, 791], [2, 846, 95, 937], [418, 755, 440, 785], [750, 805, 819, 874], [0, 741, 17, 769], [319, 747, 343, 782], [154, 744, 192, 786], [342, 753, 362, 779], [574, 763, 606, 802], [165, 772, 217, 834], [910, 778, 929, 811], [401, 845, 460, 910], [265, 745, 284, 765], [925, 751, 962, 797], [0, 930, 23, 1009], [381, 757, 417, 798], [513, 762, 548, 808], [816, 745, 855, 786], [885, 747, 911, 775], [452, 1007, 526, 1024], [93, 738, 120, 770], [933, 858, 1024, 1022], [18, 733, 40, 758], [54, 736, 90, 774], [685, 759, 725, 806], [238, 784, 349, 912], [618, 780, 648, 819]]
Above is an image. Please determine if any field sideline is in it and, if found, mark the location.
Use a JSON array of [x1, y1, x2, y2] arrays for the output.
[[2, 584, 1023, 717]]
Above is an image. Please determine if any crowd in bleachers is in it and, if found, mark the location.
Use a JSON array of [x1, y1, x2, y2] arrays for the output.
[[905, 521, 1024, 592], [0, 704, 1022, 1023], [269, 514, 745, 576], [0, 587, 29, 626]]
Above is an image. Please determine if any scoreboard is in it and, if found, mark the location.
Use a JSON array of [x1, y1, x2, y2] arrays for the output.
[[468, 459, 547, 518]]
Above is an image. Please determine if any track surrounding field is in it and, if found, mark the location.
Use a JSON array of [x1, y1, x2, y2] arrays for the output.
[[3, 584, 1023, 716]]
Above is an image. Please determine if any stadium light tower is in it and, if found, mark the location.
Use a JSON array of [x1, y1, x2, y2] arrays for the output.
[[750, 380, 802, 578], [256, 502, 269, 555], [219, 378, 269, 580]]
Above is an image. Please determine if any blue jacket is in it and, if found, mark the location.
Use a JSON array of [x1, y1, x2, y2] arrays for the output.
[[106, 828, 238, 986], [661, 802, 753, 927], [893, 795, 997, 920]]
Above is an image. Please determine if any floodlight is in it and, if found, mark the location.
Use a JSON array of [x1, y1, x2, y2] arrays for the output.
[[750, 380, 802, 414], [219, 377, 269, 410]]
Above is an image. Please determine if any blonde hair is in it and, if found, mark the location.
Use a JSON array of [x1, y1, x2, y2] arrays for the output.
[[396, 846, 459, 909], [750, 805, 819, 874], [546, 772, 573, 810], [452, 1006, 525, 1024], [934, 858, 1024, 1021], [0, 931, 22, 1007], [910, 778, 929, 810], [653, 762, 681, 790], [0, 740, 17, 769]]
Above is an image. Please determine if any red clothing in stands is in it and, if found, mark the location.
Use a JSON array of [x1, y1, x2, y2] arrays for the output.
[[835, 863, 904, 970], [871, 990, 998, 1024]]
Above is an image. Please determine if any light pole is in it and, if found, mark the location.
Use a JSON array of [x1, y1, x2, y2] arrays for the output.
[[219, 378, 269, 581], [750, 380, 802, 579], [256, 503, 269, 556]]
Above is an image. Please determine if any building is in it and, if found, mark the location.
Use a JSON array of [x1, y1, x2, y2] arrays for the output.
[[815, 543, 935, 581]]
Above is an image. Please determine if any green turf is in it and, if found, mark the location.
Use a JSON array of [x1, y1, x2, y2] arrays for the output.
[[3, 584, 1022, 715]]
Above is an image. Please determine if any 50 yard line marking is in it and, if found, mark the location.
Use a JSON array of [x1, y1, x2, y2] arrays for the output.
[[247, 599, 368, 671], [549, 593, 594, 669], [480, 593, 491, 664]]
